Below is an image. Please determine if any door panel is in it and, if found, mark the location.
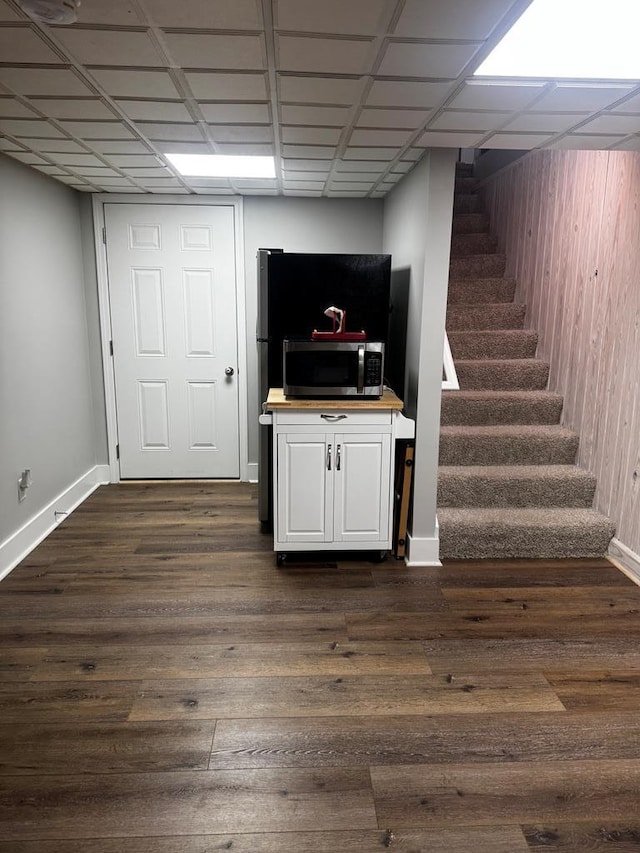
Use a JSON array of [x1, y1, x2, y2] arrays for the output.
[[105, 203, 239, 478], [334, 432, 391, 542], [277, 433, 332, 543]]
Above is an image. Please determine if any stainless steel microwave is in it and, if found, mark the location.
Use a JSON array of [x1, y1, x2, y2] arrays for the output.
[[283, 340, 385, 398]]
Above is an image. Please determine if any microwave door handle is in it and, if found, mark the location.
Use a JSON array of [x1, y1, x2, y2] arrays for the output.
[[357, 344, 365, 393]]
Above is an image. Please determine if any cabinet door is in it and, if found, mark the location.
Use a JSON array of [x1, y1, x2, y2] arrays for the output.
[[333, 432, 391, 543], [277, 432, 333, 543]]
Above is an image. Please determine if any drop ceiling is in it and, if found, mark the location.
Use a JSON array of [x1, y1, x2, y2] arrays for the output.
[[1, 0, 640, 196]]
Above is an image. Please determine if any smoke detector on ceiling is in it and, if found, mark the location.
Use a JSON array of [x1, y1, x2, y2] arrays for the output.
[[19, 0, 80, 24]]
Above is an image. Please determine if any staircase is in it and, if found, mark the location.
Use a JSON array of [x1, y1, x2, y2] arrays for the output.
[[438, 163, 615, 560]]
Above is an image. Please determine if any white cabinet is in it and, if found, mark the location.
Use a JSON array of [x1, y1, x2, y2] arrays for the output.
[[266, 393, 414, 563]]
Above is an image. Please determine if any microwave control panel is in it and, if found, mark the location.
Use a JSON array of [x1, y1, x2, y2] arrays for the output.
[[365, 351, 383, 386]]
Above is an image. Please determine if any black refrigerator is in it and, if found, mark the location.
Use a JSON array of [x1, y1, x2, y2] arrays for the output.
[[257, 249, 392, 526]]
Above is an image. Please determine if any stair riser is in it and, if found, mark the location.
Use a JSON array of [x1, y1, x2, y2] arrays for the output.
[[454, 193, 481, 214], [450, 234, 498, 257], [455, 361, 550, 391], [440, 396, 563, 426], [448, 279, 516, 304], [448, 331, 538, 360], [447, 305, 526, 331], [450, 254, 506, 278], [438, 475, 596, 508], [455, 177, 478, 192], [439, 525, 615, 560], [452, 213, 488, 235], [439, 434, 579, 466]]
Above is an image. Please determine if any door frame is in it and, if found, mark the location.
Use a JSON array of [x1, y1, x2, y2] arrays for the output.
[[92, 194, 249, 483]]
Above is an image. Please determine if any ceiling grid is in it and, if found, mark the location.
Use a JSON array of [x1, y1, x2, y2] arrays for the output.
[[1, 0, 640, 195]]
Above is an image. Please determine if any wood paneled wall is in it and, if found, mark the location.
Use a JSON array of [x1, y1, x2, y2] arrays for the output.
[[483, 149, 640, 558]]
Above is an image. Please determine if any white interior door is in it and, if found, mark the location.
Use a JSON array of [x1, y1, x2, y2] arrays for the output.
[[105, 203, 240, 478]]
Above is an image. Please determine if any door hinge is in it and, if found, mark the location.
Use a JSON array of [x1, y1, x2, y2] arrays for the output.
[[116, 444, 120, 460], [109, 340, 113, 356], [102, 227, 106, 244]]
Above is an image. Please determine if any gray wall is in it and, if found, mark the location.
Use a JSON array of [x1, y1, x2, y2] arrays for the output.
[[0, 154, 100, 544], [243, 196, 384, 468], [382, 149, 456, 561]]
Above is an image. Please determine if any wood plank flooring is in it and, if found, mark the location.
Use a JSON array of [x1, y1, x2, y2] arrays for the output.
[[1, 481, 640, 851]]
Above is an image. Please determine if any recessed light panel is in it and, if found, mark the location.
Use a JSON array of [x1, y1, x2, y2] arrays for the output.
[[476, 0, 640, 79], [166, 153, 276, 178]]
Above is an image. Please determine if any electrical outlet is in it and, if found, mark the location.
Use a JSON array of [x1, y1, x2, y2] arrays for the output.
[[17, 469, 32, 503]]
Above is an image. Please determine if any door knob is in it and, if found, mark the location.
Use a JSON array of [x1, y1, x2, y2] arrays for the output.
[[225, 366, 235, 376]]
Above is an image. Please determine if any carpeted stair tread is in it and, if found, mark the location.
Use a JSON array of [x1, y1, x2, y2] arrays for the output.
[[441, 390, 563, 425], [448, 278, 516, 304], [438, 507, 616, 560], [454, 193, 481, 214], [450, 253, 506, 278], [454, 176, 478, 192], [439, 425, 579, 466], [452, 213, 488, 234], [448, 330, 538, 360], [455, 358, 550, 391], [450, 233, 498, 257], [447, 303, 526, 331], [438, 465, 597, 508]]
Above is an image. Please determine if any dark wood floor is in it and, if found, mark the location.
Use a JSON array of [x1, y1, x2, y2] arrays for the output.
[[1, 482, 640, 851]]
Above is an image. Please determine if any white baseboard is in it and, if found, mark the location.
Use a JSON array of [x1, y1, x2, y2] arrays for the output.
[[246, 462, 258, 483], [405, 521, 441, 567], [0, 464, 111, 582], [608, 538, 640, 587]]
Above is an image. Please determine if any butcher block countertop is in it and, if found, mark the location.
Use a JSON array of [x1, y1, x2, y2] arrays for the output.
[[266, 388, 404, 410]]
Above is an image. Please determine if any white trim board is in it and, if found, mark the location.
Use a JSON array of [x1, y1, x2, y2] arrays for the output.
[[608, 538, 640, 588], [405, 521, 441, 567], [92, 193, 249, 482], [0, 465, 110, 582]]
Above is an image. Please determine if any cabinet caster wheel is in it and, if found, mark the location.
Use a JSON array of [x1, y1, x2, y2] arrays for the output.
[[276, 553, 287, 567], [373, 550, 388, 563]]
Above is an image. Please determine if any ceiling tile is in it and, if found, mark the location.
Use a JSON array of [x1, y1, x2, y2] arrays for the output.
[[610, 136, 640, 150], [533, 84, 635, 113], [200, 103, 270, 123], [61, 121, 135, 139], [403, 148, 426, 160], [216, 142, 274, 155], [366, 80, 452, 108], [394, 0, 516, 40], [6, 151, 47, 164], [0, 137, 24, 150], [0, 98, 37, 118], [144, 186, 188, 193], [193, 186, 236, 194], [349, 128, 413, 146], [610, 91, 640, 113], [328, 181, 374, 191], [28, 138, 87, 152], [137, 177, 183, 186], [277, 35, 373, 74], [89, 69, 180, 99], [0, 118, 63, 137], [185, 72, 268, 101], [46, 152, 104, 166], [430, 110, 510, 131], [415, 130, 484, 147], [551, 134, 625, 150], [30, 99, 115, 120], [234, 178, 279, 189], [275, 0, 388, 35], [56, 28, 165, 66], [281, 126, 341, 144], [332, 172, 383, 181], [91, 176, 138, 185], [72, 166, 122, 177], [73, 0, 142, 24], [279, 75, 362, 104], [280, 105, 349, 125], [187, 178, 232, 188], [55, 174, 90, 184], [0, 67, 93, 96], [33, 165, 68, 174], [209, 125, 273, 142], [154, 141, 212, 154], [482, 132, 553, 149], [284, 189, 323, 196], [163, 33, 265, 70], [280, 144, 335, 158], [390, 161, 413, 173], [378, 41, 480, 78], [139, 122, 205, 141], [326, 189, 368, 196], [578, 114, 640, 134], [336, 159, 391, 171], [281, 158, 332, 171], [449, 81, 545, 111], [144, 0, 261, 28], [116, 100, 192, 122], [343, 147, 399, 160], [119, 167, 172, 177], [503, 113, 589, 133], [0, 27, 62, 63], [283, 180, 326, 190], [0, 1, 22, 20], [91, 140, 151, 154], [283, 170, 331, 180], [357, 108, 430, 128]]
